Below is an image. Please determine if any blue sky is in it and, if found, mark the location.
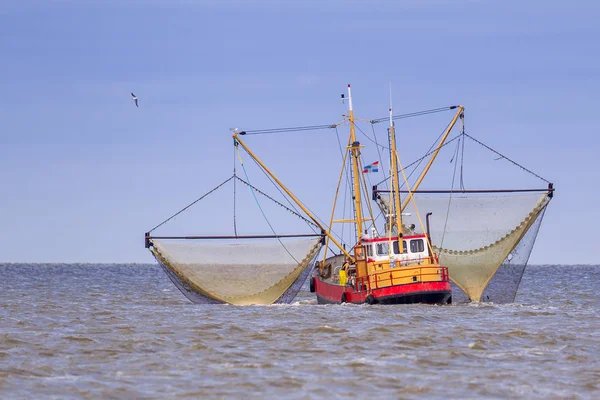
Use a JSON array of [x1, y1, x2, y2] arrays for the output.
[[1, 0, 598, 264]]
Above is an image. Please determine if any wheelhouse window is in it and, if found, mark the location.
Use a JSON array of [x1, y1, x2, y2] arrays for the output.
[[366, 245, 373, 257], [376, 242, 389, 256], [410, 239, 425, 253], [393, 240, 408, 254]]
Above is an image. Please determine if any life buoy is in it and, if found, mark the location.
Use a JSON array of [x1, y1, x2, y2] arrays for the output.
[[309, 276, 315, 293], [341, 293, 347, 303], [366, 294, 376, 305]]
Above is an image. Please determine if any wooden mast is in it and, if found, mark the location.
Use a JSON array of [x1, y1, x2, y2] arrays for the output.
[[347, 84, 364, 243], [388, 104, 403, 236]]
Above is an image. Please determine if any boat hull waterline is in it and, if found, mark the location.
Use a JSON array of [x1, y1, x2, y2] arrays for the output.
[[313, 276, 452, 305]]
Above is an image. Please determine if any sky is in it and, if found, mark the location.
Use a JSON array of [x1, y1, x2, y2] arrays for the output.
[[1, 0, 598, 264]]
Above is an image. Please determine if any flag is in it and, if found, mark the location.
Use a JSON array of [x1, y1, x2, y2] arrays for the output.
[[363, 161, 379, 173]]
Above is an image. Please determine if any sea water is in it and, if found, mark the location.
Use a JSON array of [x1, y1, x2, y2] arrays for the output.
[[1, 264, 599, 399]]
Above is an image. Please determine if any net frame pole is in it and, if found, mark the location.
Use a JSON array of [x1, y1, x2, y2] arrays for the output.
[[147, 234, 325, 240], [373, 184, 555, 196]]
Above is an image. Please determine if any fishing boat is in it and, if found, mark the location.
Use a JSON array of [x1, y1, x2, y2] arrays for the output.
[[309, 84, 452, 305], [144, 84, 553, 305]]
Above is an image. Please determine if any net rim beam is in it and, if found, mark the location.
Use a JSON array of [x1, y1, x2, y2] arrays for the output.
[[372, 184, 554, 198], [145, 233, 325, 248]]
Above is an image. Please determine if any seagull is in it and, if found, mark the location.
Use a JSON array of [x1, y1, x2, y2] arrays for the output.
[[131, 93, 139, 107]]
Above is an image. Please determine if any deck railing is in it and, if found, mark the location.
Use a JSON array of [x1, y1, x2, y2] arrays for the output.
[[352, 265, 449, 292]]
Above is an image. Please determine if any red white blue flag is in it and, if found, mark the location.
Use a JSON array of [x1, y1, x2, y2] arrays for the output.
[[363, 161, 379, 173]]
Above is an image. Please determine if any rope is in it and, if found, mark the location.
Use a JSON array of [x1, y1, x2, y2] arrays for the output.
[[374, 134, 462, 187], [373, 124, 389, 189], [370, 106, 459, 124], [236, 147, 300, 264], [233, 142, 238, 236], [235, 176, 316, 227], [334, 126, 347, 244], [353, 123, 388, 235], [355, 122, 390, 150], [460, 133, 466, 190], [241, 124, 337, 135], [239, 106, 457, 135], [358, 156, 377, 234], [237, 144, 347, 248], [148, 176, 234, 233], [463, 133, 551, 184], [247, 157, 318, 232], [374, 118, 455, 187], [242, 149, 333, 238], [440, 138, 462, 250], [335, 125, 354, 214], [335, 126, 355, 248], [395, 152, 435, 256], [236, 144, 343, 257]]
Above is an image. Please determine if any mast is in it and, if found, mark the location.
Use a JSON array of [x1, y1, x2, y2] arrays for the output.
[[347, 84, 364, 242], [388, 103, 403, 236]]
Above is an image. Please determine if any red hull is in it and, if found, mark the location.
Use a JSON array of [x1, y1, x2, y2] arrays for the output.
[[313, 275, 452, 305]]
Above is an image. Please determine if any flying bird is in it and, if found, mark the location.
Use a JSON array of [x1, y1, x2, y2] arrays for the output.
[[131, 93, 139, 107]]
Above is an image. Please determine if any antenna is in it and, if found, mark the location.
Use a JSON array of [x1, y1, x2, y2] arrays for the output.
[[347, 84, 353, 111], [389, 81, 393, 126]]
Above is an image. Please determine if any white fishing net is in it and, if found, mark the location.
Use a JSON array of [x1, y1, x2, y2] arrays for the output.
[[150, 237, 322, 305], [377, 192, 551, 302]]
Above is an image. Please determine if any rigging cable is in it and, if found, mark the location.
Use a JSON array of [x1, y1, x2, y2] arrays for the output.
[[354, 123, 390, 235], [358, 156, 378, 234], [372, 123, 390, 190], [334, 126, 352, 248], [247, 156, 318, 232], [396, 119, 453, 190], [233, 140, 238, 236], [460, 112, 466, 190], [374, 133, 462, 188], [147, 176, 234, 233], [355, 122, 390, 150], [335, 126, 354, 210], [354, 122, 389, 186], [234, 177, 316, 227], [374, 118, 455, 187], [370, 106, 459, 124], [235, 146, 300, 263], [241, 124, 337, 135], [440, 137, 462, 250], [238, 106, 456, 136], [239, 145, 343, 256], [463, 133, 551, 184], [243, 150, 342, 235]]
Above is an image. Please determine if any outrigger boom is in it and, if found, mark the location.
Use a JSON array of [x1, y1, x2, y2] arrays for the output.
[[232, 132, 354, 262]]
